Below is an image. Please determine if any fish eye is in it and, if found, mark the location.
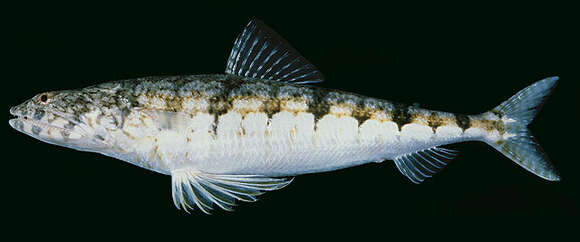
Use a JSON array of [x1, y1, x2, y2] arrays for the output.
[[39, 94, 49, 104]]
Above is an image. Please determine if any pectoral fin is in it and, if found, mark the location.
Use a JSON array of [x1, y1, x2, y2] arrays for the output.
[[171, 169, 293, 214]]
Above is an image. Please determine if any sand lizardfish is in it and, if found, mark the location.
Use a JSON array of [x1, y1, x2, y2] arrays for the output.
[[9, 19, 559, 214]]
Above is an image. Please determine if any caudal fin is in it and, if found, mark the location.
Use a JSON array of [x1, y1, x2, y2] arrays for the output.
[[488, 76, 560, 181]]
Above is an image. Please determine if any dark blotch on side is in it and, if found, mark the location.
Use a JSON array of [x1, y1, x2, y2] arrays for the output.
[[262, 84, 281, 119], [427, 112, 443, 132], [491, 109, 503, 119], [208, 96, 231, 137], [208, 96, 232, 116], [115, 108, 132, 129], [352, 99, 371, 126], [307, 88, 330, 122], [208, 80, 242, 136], [454, 114, 471, 130], [164, 96, 183, 112], [391, 103, 412, 131], [263, 99, 281, 118], [208, 80, 241, 117], [478, 120, 506, 134], [493, 121, 505, 134]]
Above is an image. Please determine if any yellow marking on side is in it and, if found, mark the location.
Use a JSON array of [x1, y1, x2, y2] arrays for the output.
[[327, 102, 393, 123], [289, 125, 297, 137], [122, 130, 137, 140], [232, 97, 266, 115], [368, 111, 392, 122], [181, 97, 210, 113], [280, 99, 309, 114], [151, 142, 160, 162], [411, 112, 458, 128], [470, 119, 505, 134], [329, 103, 354, 116]]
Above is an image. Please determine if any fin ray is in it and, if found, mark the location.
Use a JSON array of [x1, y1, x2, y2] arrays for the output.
[[225, 19, 324, 84], [487, 76, 560, 181], [171, 169, 293, 214], [417, 151, 444, 168], [394, 147, 458, 184], [409, 154, 437, 174]]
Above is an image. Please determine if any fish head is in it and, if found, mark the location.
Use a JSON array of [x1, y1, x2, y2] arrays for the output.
[[9, 89, 112, 152]]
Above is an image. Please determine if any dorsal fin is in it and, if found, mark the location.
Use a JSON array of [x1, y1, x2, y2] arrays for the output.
[[394, 147, 458, 184], [225, 19, 324, 84], [171, 169, 293, 214]]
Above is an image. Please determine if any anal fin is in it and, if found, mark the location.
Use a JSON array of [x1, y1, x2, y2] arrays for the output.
[[171, 169, 293, 214], [394, 147, 458, 184]]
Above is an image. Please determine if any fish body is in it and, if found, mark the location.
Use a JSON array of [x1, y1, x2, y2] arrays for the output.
[[9, 20, 559, 213], [17, 74, 487, 176]]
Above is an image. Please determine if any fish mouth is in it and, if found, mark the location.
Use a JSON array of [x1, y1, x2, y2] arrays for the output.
[[9, 106, 26, 130], [9, 106, 20, 123], [9, 106, 79, 139], [8, 105, 28, 124], [9, 106, 16, 116], [10, 106, 109, 152]]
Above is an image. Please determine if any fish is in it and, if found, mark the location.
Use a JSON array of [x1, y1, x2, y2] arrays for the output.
[[9, 19, 560, 214]]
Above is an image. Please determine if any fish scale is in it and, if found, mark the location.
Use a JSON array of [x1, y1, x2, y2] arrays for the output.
[[88, 75, 504, 176], [9, 19, 560, 214]]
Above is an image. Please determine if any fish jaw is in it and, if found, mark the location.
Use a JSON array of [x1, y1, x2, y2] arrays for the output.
[[9, 100, 108, 153], [9, 105, 84, 148]]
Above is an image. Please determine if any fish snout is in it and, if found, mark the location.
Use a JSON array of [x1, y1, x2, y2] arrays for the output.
[[9, 106, 16, 116]]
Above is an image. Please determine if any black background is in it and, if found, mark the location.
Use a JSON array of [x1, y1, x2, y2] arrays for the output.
[[4, 2, 577, 236]]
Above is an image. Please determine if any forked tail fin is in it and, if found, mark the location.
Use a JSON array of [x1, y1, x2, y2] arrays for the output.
[[488, 76, 560, 181]]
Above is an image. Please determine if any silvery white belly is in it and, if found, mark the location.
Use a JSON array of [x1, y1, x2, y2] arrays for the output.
[[197, 111, 387, 176], [109, 108, 472, 177]]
